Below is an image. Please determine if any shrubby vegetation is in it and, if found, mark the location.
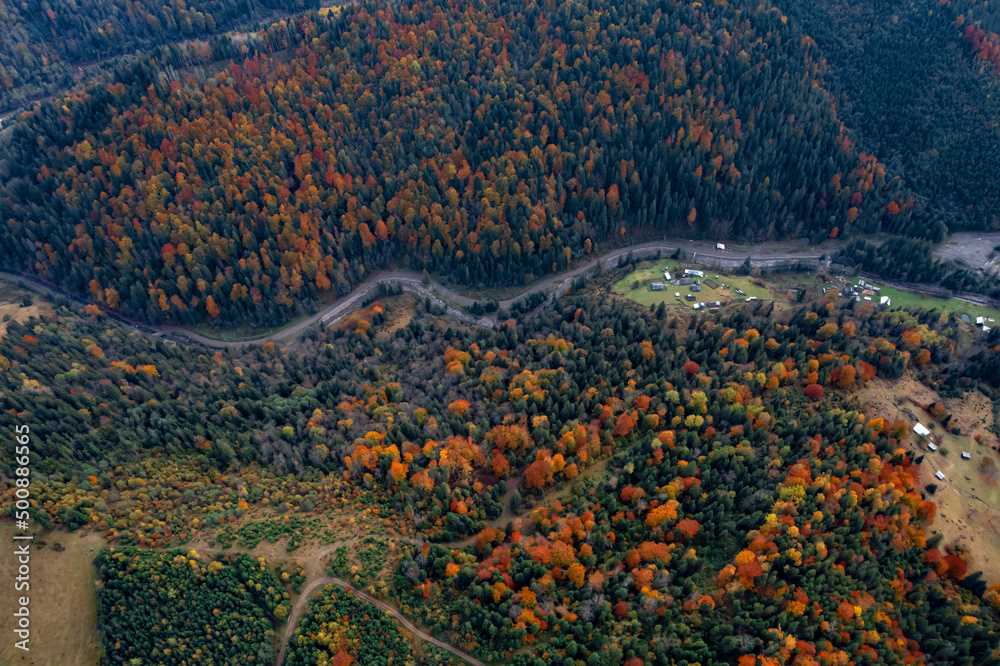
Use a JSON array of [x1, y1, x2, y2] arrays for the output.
[[284, 584, 413, 665], [96, 548, 290, 665]]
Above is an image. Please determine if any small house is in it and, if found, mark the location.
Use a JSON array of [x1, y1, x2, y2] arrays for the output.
[[914, 423, 931, 437], [746, 296, 757, 301], [663, 270, 672, 281], [651, 282, 664, 291], [880, 296, 890, 306], [708, 301, 721, 309], [675, 292, 681, 297], [977, 316, 985, 326], [927, 443, 938, 451], [864, 296, 872, 302], [692, 303, 702, 310], [691, 284, 702, 292], [962, 452, 971, 460], [684, 269, 705, 278], [685, 294, 696, 301], [935, 471, 946, 481], [716, 243, 726, 251], [678, 277, 692, 286]]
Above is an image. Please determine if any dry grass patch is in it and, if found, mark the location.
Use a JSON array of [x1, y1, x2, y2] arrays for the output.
[[0, 523, 104, 666], [0, 287, 52, 338], [856, 376, 1000, 585]]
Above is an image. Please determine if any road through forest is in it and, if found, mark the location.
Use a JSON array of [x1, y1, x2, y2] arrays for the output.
[[0, 238, 833, 348]]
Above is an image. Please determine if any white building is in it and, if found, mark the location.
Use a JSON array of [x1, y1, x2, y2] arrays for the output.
[[935, 471, 946, 481], [663, 270, 672, 281], [962, 452, 971, 460], [927, 442, 938, 452], [684, 269, 705, 278], [914, 423, 931, 437], [716, 243, 726, 251], [880, 296, 890, 306], [977, 316, 985, 325]]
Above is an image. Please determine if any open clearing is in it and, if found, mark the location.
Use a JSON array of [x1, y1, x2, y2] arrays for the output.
[[860, 282, 1000, 323], [933, 231, 1000, 275], [0, 523, 103, 666], [0, 286, 52, 338], [857, 377, 1000, 584], [613, 260, 773, 310], [786, 271, 1000, 323]]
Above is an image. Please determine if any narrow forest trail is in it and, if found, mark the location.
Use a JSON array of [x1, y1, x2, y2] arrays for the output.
[[271, 461, 614, 665], [0, 237, 834, 349], [277, 576, 487, 666]]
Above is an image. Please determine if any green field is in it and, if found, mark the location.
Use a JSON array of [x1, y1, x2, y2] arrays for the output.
[[613, 261, 772, 309], [864, 284, 1000, 324], [614, 261, 1000, 326]]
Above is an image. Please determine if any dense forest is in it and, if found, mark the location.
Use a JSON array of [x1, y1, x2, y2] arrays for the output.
[[284, 584, 413, 665], [4, 279, 1000, 662], [0, 0, 317, 109], [95, 548, 290, 665], [3, 0, 1000, 328], [1, 0, 917, 327], [776, 0, 1000, 232]]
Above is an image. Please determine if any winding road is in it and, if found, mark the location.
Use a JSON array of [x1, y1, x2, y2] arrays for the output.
[[0, 237, 834, 348]]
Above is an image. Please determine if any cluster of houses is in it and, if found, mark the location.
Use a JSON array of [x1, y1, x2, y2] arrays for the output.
[[839, 279, 892, 307], [692, 301, 722, 311], [649, 266, 759, 311], [841, 279, 997, 335], [651, 269, 708, 295], [911, 420, 973, 483]]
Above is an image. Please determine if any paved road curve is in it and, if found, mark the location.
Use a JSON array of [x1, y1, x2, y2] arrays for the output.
[[1, 238, 833, 348]]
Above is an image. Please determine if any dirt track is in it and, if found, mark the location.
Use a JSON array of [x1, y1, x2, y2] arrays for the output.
[[277, 575, 486, 666]]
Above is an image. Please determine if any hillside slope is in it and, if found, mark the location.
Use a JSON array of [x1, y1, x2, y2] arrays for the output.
[[2, 0, 896, 326]]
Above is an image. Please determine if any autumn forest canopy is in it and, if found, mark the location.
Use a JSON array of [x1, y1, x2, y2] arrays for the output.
[[4, 0, 1000, 327], [3, 286, 1000, 664], [4, 0, 1000, 664]]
